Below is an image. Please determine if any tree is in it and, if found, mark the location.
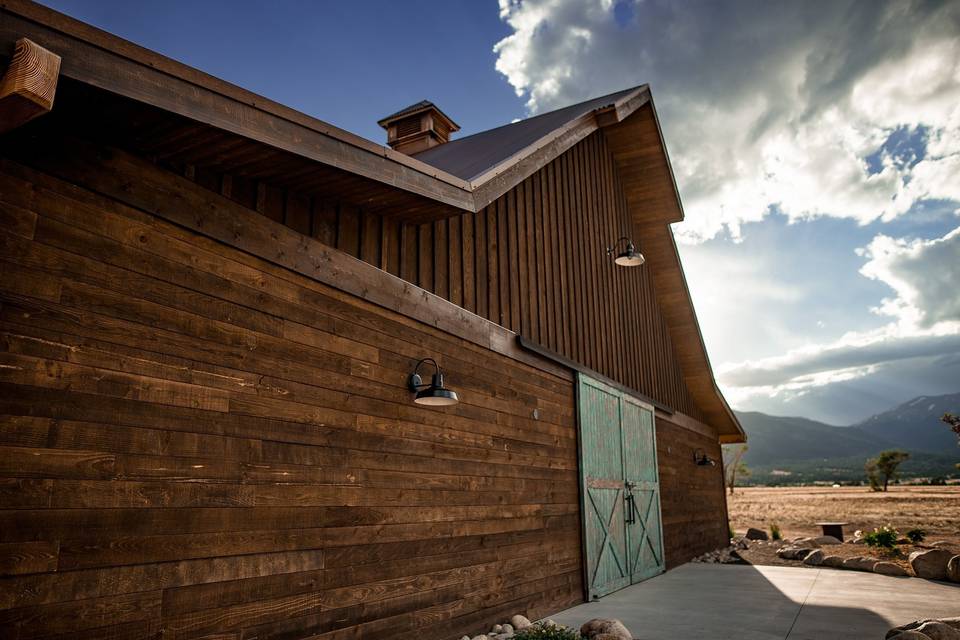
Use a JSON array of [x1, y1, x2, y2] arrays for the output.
[[943, 413, 960, 470], [865, 450, 909, 492], [723, 444, 750, 495]]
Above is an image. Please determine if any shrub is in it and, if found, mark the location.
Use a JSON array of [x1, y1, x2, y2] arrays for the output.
[[863, 525, 898, 550], [729, 525, 735, 540], [770, 523, 782, 541], [513, 623, 582, 640], [905, 528, 926, 544]]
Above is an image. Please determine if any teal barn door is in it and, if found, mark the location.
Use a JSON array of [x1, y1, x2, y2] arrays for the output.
[[621, 396, 665, 583], [577, 374, 664, 600]]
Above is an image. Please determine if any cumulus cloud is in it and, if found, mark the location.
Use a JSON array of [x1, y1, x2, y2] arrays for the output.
[[718, 225, 960, 405], [859, 226, 960, 327], [493, 0, 960, 241]]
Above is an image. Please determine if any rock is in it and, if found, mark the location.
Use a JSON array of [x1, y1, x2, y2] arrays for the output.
[[460, 636, 470, 640], [580, 618, 632, 640], [812, 535, 842, 545], [491, 625, 503, 634], [510, 615, 531, 630], [734, 537, 750, 550], [746, 527, 768, 541], [916, 621, 960, 640], [889, 631, 935, 639], [947, 556, 960, 583], [887, 619, 960, 639], [471, 636, 489, 640], [843, 556, 877, 572], [502, 624, 514, 634], [931, 541, 955, 549], [544, 620, 557, 628], [874, 561, 909, 576], [909, 549, 953, 580], [803, 549, 824, 566], [821, 555, 845, 568], [778, 546, 813, 560]]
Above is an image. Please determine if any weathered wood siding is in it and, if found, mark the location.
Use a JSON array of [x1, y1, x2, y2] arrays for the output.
[[655, 419, 729, 568], [0, 151, 583, 639], [173, 132, 704, 421]]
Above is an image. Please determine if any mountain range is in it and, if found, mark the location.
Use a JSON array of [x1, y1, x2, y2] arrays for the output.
[[732, 391, 960, 484]]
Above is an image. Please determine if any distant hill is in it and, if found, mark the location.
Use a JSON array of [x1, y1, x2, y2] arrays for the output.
[[853, 392, 960, 453], [732, 392, 959, 485]]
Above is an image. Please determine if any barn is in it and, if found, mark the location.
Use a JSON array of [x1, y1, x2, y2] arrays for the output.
[[0, 2, 745, 638]]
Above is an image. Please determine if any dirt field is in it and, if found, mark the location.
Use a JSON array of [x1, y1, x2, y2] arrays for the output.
[[727, 485, 960, 542]]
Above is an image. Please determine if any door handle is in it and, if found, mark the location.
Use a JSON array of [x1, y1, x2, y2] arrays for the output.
[[624, 493, 636, 524]]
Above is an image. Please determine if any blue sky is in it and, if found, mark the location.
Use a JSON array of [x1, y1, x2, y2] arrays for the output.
[[41, 0, 522, 141], [41, 1, 960, 425]]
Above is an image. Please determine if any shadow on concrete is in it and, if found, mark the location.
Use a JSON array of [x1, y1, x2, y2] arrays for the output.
[[548, 563, 960, 640]]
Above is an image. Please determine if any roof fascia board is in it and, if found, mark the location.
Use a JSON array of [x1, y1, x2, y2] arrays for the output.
[[468, 86, 651, 209], [640, 91, 686, 222]]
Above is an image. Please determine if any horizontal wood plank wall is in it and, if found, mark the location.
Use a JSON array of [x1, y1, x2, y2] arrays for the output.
[[0, 156, 583, 639], [177, 132, 705, 422], [655, 418, 729, 568]]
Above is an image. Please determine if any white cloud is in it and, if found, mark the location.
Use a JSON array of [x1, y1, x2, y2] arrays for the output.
[[858, 226, 960, 328], [492, 0, 960, 241], [718, 225, 960, 404]]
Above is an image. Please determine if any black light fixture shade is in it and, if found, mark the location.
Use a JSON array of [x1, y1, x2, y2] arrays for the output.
[[408, 358, 459, 406], [606, 236, 645, 267], [693, 448, 717, 466]]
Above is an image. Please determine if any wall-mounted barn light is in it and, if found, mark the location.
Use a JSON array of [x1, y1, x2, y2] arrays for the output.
[[606, 237, 645, 267], [408, 358, 459, 406], [693, 449, 717, 466]]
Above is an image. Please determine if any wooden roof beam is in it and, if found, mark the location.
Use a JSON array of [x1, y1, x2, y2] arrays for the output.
[[0, 37, 60, 133]]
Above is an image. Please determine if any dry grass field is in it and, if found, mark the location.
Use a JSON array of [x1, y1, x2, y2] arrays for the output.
[[727, 485, 960, 543]]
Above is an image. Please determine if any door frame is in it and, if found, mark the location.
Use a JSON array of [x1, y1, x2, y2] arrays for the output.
[[575, 372, 665, 600]]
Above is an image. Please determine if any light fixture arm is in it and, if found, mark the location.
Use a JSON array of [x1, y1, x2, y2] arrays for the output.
[[606, 236, 635, 256], [408, 358, 442, 391]]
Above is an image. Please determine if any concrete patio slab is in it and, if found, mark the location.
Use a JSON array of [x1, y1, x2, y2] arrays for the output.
[[548, 564, 960, 639]]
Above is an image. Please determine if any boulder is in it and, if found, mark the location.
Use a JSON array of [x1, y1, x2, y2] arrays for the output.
[[931, 541, 955, 549], [889, 631, 936, 639], [491, 625, 503, 634], [812, 535, 842, 545], [746, 527, 768, 541], [948, 556, 960, 583], [460, 636, 470, 640], [777, 546, 814, 560], [821, 555, 846, 568], [792, 537, 818, 547], [842, 556, 877, 572], [874, 561, 909, 576], [502, 624, 514, 634], [915, 621, 960, 640], [887, 619, 960, 639], [510, 615, 532, 630], [580, 618, 632, 640], [909, 549, 953, 580], [471, 636, 489, 640], [803, 550, 824, 566]]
